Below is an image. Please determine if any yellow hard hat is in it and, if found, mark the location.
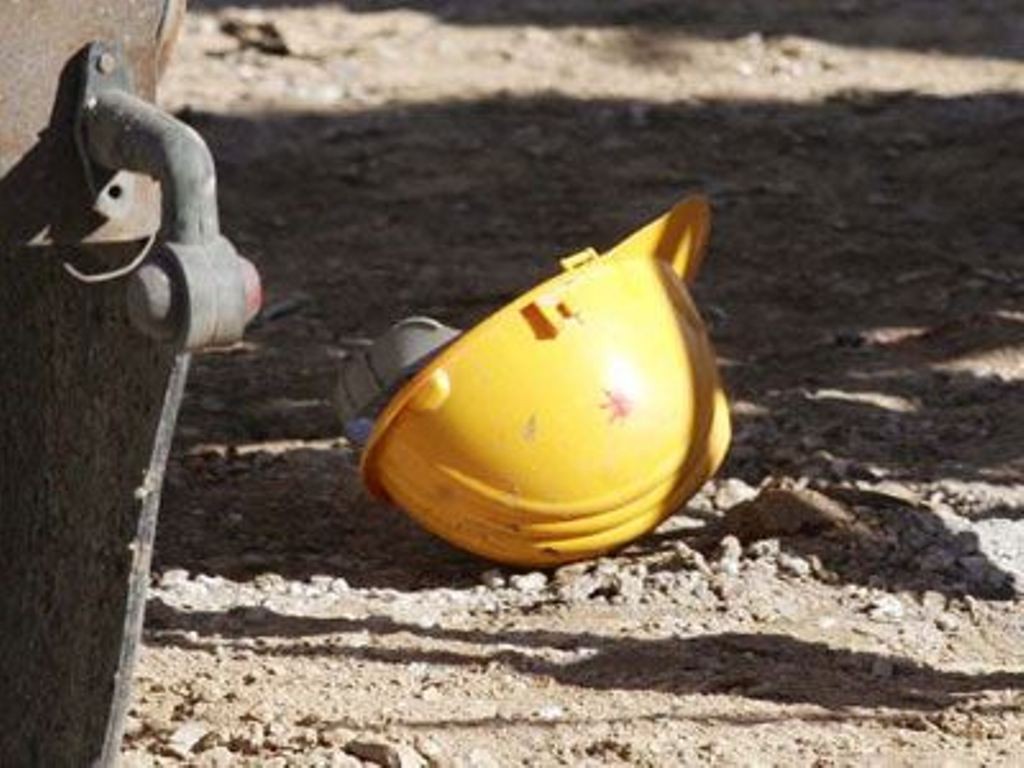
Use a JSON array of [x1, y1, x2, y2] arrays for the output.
[[340, 196, 731, 567]]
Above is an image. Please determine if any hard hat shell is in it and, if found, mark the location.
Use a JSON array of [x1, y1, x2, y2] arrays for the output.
[[361, 196, 731, 567]]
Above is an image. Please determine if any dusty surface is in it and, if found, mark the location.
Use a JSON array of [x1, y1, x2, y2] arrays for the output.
[[127, 2, 1024, 766]]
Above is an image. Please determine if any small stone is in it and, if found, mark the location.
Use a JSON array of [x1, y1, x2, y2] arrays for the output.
[[714, 535, 743, 577], [459, 748, 501, 768], [253, 572, 286, 592], [713, 478, 758, 510], [872, 481, 923, 506], [412, 611, 439, 629], [392, 745, 429, 768], [610, 573, 645, 603], [319, 723, 354, 748], [716, 559, 740, 578], [867, 594, 905, 623], [935, 613, 959, 633], [710, 573, 739, 601], [741, 31, 765, 50], [719, 487, 858, 541], [166, 721, 210, 759], [346, 740, 426, 768], [807, 554, 837, 583], [554, 572, 605, 603], [692, 578, 715, 603], [509, 571, 548, 592], [919, 590, 946, 614], [480, 569, 506, 589], [552, 561, 590, 585], [777, 552, 812, 578], [673, 542, 712, 576], [415, 736, 447, 766], [535, 704, 565, 721]]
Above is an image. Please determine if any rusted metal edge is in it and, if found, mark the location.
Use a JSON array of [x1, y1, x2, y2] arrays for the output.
[[96, 352, 191, 768]]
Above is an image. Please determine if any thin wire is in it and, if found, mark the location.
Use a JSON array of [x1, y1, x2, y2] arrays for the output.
[[61, 230, 158, 284]]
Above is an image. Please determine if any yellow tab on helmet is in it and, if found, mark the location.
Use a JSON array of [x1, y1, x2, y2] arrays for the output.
[[605, 196, 710, 283]]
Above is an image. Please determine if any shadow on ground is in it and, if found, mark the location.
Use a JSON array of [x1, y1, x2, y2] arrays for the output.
[[148, 604, 1024, 714], [180, 91, 1024, 480]]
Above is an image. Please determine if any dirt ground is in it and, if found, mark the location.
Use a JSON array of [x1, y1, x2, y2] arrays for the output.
[[126, 2, 1024, 766]]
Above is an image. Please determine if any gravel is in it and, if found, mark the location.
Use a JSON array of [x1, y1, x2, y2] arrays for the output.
[[508, 571, 548, 592], [867, 594, 906, 623]]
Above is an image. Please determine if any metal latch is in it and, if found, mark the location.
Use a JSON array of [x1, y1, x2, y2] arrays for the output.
[[74, 41, 260, 350]]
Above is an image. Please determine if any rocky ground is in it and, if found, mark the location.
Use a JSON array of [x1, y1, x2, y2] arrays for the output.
[[125, 1, 1023, 765]]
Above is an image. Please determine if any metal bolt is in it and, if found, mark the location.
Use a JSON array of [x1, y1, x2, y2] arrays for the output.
[[97, 51, 117, 74]]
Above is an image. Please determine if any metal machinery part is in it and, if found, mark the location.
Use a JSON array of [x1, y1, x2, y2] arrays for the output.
[[0, 1, 258, 764], [0, 0, 183, 248], [78, 41, 262, 349]]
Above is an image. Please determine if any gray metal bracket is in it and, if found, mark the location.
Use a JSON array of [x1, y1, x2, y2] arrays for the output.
[[75, 41, 260, 350]]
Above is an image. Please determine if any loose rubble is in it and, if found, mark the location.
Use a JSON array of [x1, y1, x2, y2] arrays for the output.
[[135, 468, 1024, 763]]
